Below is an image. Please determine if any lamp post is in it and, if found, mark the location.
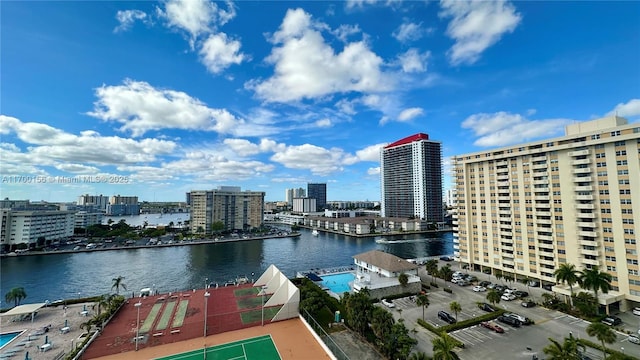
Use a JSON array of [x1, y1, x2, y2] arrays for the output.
[[258, 286, 267, 326], [205, 277, 208, 289], [203, 292, 210, 337], [134, 302, 142, 351]]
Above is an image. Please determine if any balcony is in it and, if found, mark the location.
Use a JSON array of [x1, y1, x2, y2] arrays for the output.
[[574, 194, 594, 201], [498, 181, 509, 186], [532, 163, 548, 170], [581, 258, 600, 266], [496, 160, 508, 166], [538, 234, 554, 241], [498, 196, 511, 201], [570, 149, 590, 157], [577, 212, 596, 219], [535, 195, 550, 201], [453, 244, 460, 250], [574, 185, 593, 192], [536, 202, 551, 208], [578, 230, 598, 237], [576, 221, 595, 228], [533, 179, 549, 185], [534, 187, 549, 193], [575, 203, 595, 210], [500, 224, 513, 230], [536, 219, 553, 225], [500, 230, 513, 236], [539, 258, 555, 266], [501, 245, 514, 252], [579, 239, 597, 246], [499, 210, 512, 215], [535, 210, 551, 216], [572, 167, 592, 174], [497, 175, 509, 181], [580, 248, 600, 256], [502, 258, 515, 266], [538, 242, 554, 250], [573, 176, 592, 183], [571, 158, 591, 166]]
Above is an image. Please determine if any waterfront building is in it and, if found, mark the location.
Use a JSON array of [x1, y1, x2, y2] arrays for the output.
[[307, 183, 327, 211], [352, 250, 421, 299], [292, 197, 316, 213], [0, 198, 30, 209], [326, 200, 379, 210], [285, 187, 306, 207], [0, 209, 74, 251], [380, 133, 444, 223], [187, 186, 265, 234], [74, 211, 104, 229], [452, 116, 640, 312], [77, 194, 109, 211]]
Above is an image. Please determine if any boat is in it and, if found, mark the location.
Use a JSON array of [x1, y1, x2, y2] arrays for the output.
[[312, 229, 319, 236], [236, 275, 250, 284]]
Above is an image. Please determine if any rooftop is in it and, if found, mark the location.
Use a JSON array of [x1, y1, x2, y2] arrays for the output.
[[353, 250, 419, 273]]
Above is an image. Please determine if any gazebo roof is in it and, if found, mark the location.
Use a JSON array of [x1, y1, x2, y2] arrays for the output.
[[1, 303, 47, 317]]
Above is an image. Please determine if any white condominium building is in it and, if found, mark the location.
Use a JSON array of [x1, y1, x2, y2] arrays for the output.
[[452, 116, 639, 311], [0, 209, 75, 250], [188, 187, 265, 234]]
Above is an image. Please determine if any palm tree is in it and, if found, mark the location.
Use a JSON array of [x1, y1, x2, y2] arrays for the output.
[[398, 273, 409, 287], [543, 337, 581, 360], [408, 352, 431, 360], [449, 301, 462, 321], [371, 307, 394, 340], [111, 276, 127, 295], [416, 294, 429, 321], [486, 290, 501, 307], [5, 287, 27, 307], [580, 266, 612, 313], [431, 334, 460, 360], [439, 265, 453, 283], [586, 322, 616, 360], [425, 260, 439, 284], [554, 263, 581, 307]]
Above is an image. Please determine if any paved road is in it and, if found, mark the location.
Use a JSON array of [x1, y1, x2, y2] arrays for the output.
[[388, 260, 640, 359]]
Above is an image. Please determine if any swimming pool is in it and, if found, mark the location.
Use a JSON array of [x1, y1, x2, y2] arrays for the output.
[[0, 331, 22, 350], [321, 272, 355, 294]]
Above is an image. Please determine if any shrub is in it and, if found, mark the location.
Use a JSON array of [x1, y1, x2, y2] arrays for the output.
[[443, 287, 453, 293], [430, 282, 439, 288]]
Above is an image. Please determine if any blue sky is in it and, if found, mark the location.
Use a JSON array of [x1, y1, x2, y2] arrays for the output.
[[1, 0, 639, 203]]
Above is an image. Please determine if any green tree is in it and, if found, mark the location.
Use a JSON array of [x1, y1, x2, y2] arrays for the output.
[[425, 260, 439, 284], [554, 263, 581, 307], [408, 352, 431, 360], [384, 320, 418, 360], [343, 288, 373, 336], [542, 336, 583, 360], [573, 292, 598, 318], [431, 334, 460, 360], [5, 287, 27, 307], [300, 291, 324, 317], [371, 307, 394, 341], [111, 276, 127, 295], [586, 322, 616, 360], [399, 273, 409, 287], [211, 221, 225, 234], [416, 294, 429, 321], [96, 294, 112, 315], [439, 265, 453, 283], [449, 301, 462, 321], [486, 290, 501, 307], [580, 266, 612, 313]]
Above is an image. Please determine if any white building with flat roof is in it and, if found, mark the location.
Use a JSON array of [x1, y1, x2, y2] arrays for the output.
[[1, 210, 74, 251]]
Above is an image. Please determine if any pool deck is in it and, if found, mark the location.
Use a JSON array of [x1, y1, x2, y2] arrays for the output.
[[0, 302, 95, 360], [296, 265, 355, 278]]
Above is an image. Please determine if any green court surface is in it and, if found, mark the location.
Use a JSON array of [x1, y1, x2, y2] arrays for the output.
[[140, 303, 163, 333], [234, 288, 259, 297], [172, 300, 189, 328], [240, 307, 281, 325], [236, 295, 271, 309], [155, 334, 281, 360], [156, 301, 177, 330]]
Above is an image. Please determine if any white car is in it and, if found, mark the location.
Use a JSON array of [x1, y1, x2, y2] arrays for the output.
[[473, 286, 487, 292], [629, 335, 640, 345], [381, 299, 395, 308], [501, 293, 517, 301], [633, 307, 640, 316]]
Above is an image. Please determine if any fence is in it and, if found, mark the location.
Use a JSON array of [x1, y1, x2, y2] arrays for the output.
[[301, 309, 349, 360]]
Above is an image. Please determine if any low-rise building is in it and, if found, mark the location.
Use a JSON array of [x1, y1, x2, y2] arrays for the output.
[[1, 209, 74, 251], [352, 250, 421, 299]]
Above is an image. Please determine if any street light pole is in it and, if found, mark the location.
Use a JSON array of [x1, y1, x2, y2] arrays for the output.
[[203, 292, 210, 337], [205, 277, 208, 290], [259, 286, 267, 327], [134, 302, 142, 351]]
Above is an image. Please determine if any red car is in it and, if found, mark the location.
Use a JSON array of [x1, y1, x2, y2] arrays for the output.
[[480, 321, 505, 333]]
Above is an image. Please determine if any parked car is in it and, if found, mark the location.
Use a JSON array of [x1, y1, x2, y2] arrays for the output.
[[501, 293, 517, 301], [494, 285, 506, 292], [381, 299, 395, 308], [487, 283, 497, 289], [473, 285, 487, 292], [527, 280, 540, 287], [457, 280, 471, 286], [629, 335, 640, 345], [465, 275, 478, 282], [633, 307, 640, 316], [438, 311, 456, 324], [505, 312, 532, 325], [440, 256, 454, 261], [521, 300, 536, 308], [497, 315, 521, 327], [480, 321, 504, 333], [451, 278, 461, 284], [479, 281, 492, 287], [513, 290, 529, 298], [478, 303, 496, 312], [602, 316, 622, 326]]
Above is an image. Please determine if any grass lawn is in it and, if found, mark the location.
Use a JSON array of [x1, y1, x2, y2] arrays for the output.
[[237, 295, 272, 309], [234, 287, 259, 297]]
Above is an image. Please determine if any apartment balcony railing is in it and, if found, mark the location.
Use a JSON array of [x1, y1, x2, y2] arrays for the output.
[[578, 230, 598, 237], [580, 248, 600, 256], [575, 203, 595, 210], [572, 176, 592, 182], [569, 149, 590, 157], [571, 158, 591, 166], [574, 185, 593, 192]]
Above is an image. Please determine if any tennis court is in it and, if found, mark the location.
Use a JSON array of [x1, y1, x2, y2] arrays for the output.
[[155, 334, 281, 360]]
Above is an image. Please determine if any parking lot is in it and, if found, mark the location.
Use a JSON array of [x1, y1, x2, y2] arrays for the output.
[[379, 261, 640, 359]]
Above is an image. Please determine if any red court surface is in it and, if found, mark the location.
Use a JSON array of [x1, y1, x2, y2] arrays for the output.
[[82, 284, 281, 359]]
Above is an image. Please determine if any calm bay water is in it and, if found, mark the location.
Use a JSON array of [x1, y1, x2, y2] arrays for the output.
[[1, 227, 453, 304]]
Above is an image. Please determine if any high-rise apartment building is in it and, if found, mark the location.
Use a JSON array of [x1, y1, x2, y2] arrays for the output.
[[78, 194, 109, 211], [452, 116, 640, 311], [380, 133, 443, 222], [285, 188, 306, 206], [307, 183, 327, 211], [188, 186, 265, 234]]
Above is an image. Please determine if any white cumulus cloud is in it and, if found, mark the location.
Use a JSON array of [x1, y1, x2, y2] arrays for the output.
[[393, 21, 424, 43], [398, 48, 430, 73], [398, 107, 424, 122], [440, 0, 521, 65], [199, 32, 246, 74], [608, 98, 640, 118], [114, 10, 148, 33]]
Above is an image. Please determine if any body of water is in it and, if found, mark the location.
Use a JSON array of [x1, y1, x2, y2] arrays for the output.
[[1, 228, 453, 304]]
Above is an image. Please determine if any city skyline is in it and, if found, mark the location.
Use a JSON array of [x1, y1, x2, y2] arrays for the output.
[[1, 1, 639, 203]]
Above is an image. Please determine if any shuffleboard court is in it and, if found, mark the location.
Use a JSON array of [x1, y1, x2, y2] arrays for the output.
[[155, 334, 281, 360]]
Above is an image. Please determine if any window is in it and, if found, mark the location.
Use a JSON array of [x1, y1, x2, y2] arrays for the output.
[[596, 162, 607, 167], [616, 150, 627, 156], [614, 140, 625, 146], [620, 189, 631, 195], [592, 134, 601, 140], [623, 219, 635, 224], [597, 171, 607, 176], [619, 179, 630, 185], [599, 189, 610, 195], [596, 153, 606, 158], [621, 199, 633, 204], [611, 130, 621, 137], [618, 169, 629, 175]]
